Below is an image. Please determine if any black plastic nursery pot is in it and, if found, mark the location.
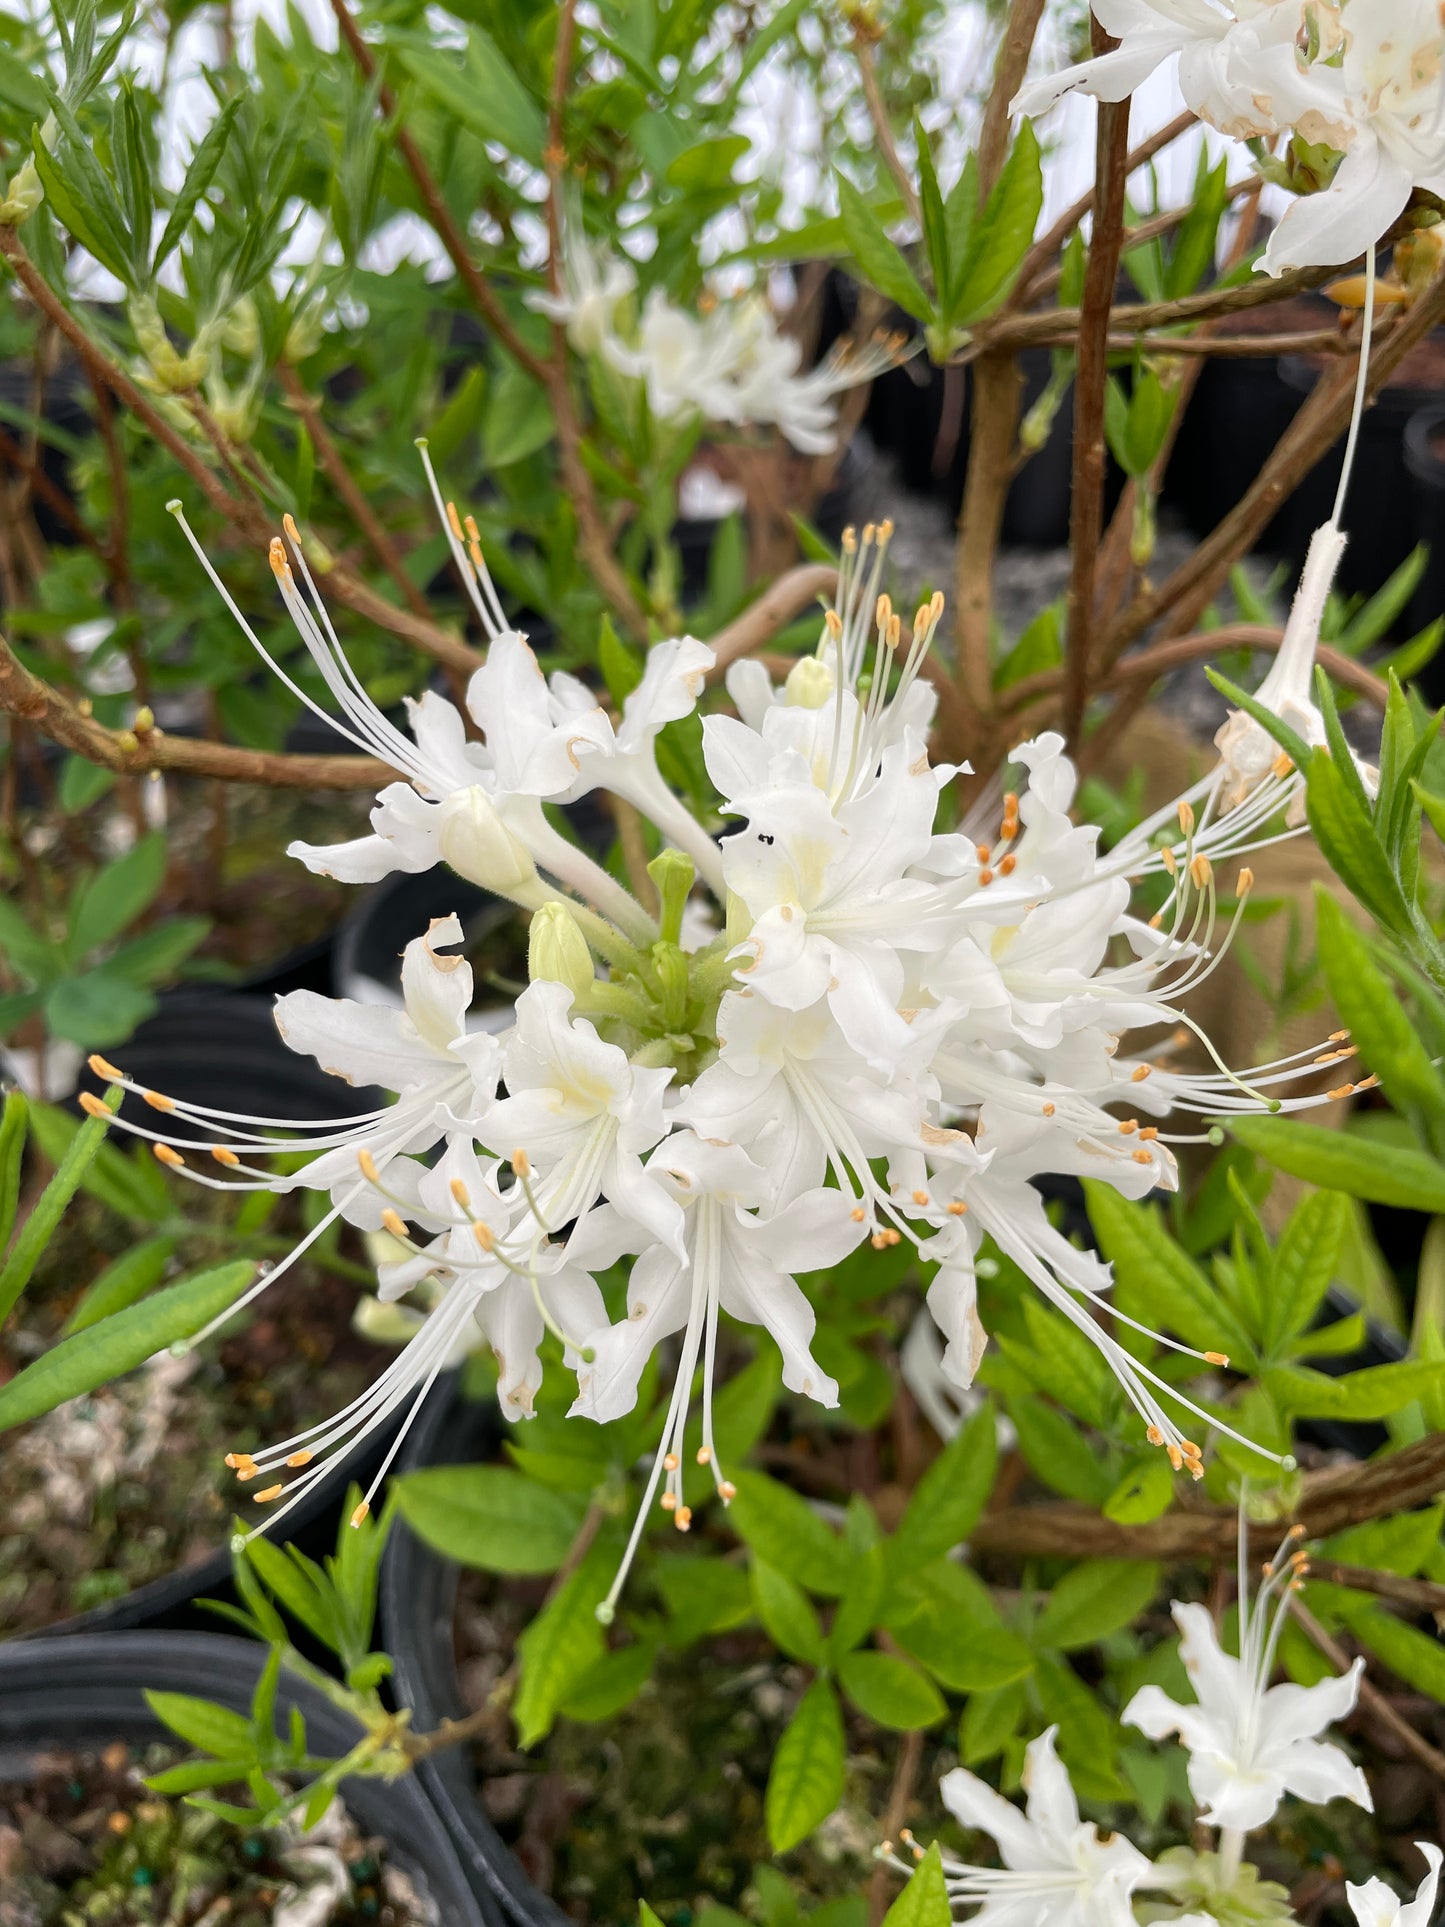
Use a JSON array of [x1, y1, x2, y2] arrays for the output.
[[332, 871, 531, 1015], [0, 1629, 489, 1927], [378, 1377, 567, 1927]]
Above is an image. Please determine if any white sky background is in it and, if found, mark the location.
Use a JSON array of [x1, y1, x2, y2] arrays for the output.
[[37, 0, 1286, 301]]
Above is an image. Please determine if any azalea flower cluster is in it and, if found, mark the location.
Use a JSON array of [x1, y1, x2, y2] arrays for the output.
[[1014, 0, 1445, 275], [885, 1518, 1438, 1927], [82, 449, 1375, 1611], [528, 235, 903, 454]]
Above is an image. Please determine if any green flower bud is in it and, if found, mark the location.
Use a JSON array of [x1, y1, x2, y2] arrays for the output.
[[528, 901, 597, 998], [784, 656, 834, 708]]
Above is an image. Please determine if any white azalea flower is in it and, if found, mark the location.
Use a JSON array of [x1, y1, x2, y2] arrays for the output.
[[1348, 1846, 1443, 1927], [526, 239, 637, 357], [569, 1129, 866, 1618], [926, 1725, 1160, 1927], [1261, 0, 1445, 275], [1123, 1528, 1372, 1831]]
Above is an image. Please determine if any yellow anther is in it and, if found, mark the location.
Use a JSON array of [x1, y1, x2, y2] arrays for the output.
[[381, 1208, 409, 1239], [1287, 1523, 1307, 1538], [998, 854, 1017, 877], [153, 1143, 184, 1168], [287, 1451, 314, 1467], [224, 1452, 256, 1471], [357, 1148, 381, 1183], [850, 1206, 867, 1222], [1330, 1029, 1351, 1043], [1237, 867, 1254, 895], [719, 1480, 736, 1502], [871, 1233, 888, 1250], [842, 528, 857, 554], [878, 519, 894, 540], [212, 1146, 241, 1167], [282, 512, 301, 544], [887, 614, 902, 650], [825, 609, 844, 637], [661, 1491, 678, 1510], [911, 1188, 930, 1206], [696, 1446, 712, 1465], [1272, 750, 1294, 776], [450, 1177, 471, 1209], [884, 1228, 901, 1246], [471, 1220, 495, 1251], [351, 1501, 371, 1528], [1118, 1118, 1139, 1135], [513, 1148, 531, 1178], [1131, 1148, 1153, 1164], [1190, 854, 1213, 889], [1131, 1065, 1152, 1082], [1146, 1425, 1164, 1446], [1178, 800, 1195, 836], [1041, 1101, 1056, 1116], [946, 1200, 968, 1216], [79, 1092, 111, 1120], [464, 513, 482, 544], [253, 1484, 284, 1504], [663, 1452, 679, 1472], [1167, 1446, 1183, 1470], [1160, 847, 1178, 876], [88, 1054, 124, 1081], [1327, 1083, 1356, 1101], [141, 1089, 175, 1113], [268, 537, 289, 577], [1138, 1126, 1159, 1141], [675, 1506, 692, 1532], [235, 1464, 258, 1482], [446, 500, 464, 539], [875, 593, 892, 628]]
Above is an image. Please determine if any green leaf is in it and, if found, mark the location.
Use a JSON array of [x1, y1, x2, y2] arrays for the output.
[[764, 1678, 845, 1852], [1086, 1182, 1255, 1367], [30, 123, 134, 285], [483, 363, 554, 468], [1304, 749, 1415, 941], [836, 177, 933, 325], [829, 1542, 886, 1659], [729, 1469, 846, 1596], [70, 834, 167, 957], [45, 972, 157, 1047], [394, 1464, 585, 1574], [1341, 1605, 1445, 1701], [154, 97, 241, 270], [59, 756, 117, 813], [752, 1557, 826, 1666], [890, 1401, 996, 1572], [395, 29, 546, 165], [951, 122, 1043, 326], [26, 1100, 169, 1221], [1228, 1117, 1445, 1212], [0, 1089, 27, 1254], [62, 1235, 176, 1334], [880, 1842, 951, 1927], [0, 1260, 252, 1432], [1316, 891, 1445, 1133], [666, 135, 749, 190], [106, 918, 210, 987], [0, 892, 60, 983], [144, 1692, 255, 1760], [1007, 1395, 1114, 1505], [513, 1538, 614, 1746], [914, 117, 949, 303], [653, 1554, 752, 1640], [837, 1651, 946, 1730], [1103, 1451, 1175, 1525], [559, 1639, 656, 1722], [0, 1086, 123, 1326], [245, 1536, 336, 1650], [1032, 1559, 1160, 1651], [960, 1677, 1027, 1764], [1265, 1359, 1445, 1420], [1264, 1189, 1349, 1356], [883, 1562, 1035, 1692]]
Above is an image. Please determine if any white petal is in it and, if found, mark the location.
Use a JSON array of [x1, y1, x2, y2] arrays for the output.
[[1261, 140, 1413, 275], [938, 1765, 1046, 1871]]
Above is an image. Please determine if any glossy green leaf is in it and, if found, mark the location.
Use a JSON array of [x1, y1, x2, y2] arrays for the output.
[[1228, 1116, 1445, 1212], [837, 1651, 946, 1730], [1315, 892, 1445, 1131], [729, 1469, 846, 1596], [513, 1538, 614, 1746], [764, 1678, 845, 1852], [1263, 1189, 1349, 1356], [836, 177, 932, 325], [880, 1843, 951, 1927], [394, 1464, 585, 1573], [144, 1692, 255, 1761], [1265, 1359, 1445, 1420], [70, 834, 167, 957], [951, 122, 1042, 326], [62, 1234, 176, 1334], [1032, 1559, 1160, 1651], [752, 1557, 826, 1667], [1087, 1182, 1255, 1367]]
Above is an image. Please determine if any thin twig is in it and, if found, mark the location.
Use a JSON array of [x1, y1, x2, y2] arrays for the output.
[[0, 421, 101, 553], [1291, 1597, 1445, 1786], [704, 563, 838, 675], [853, 34, 922, 228], [976, 0, 1047, 197], [866, 1725, 924, 1927], [1062, 60, 1133, 747]]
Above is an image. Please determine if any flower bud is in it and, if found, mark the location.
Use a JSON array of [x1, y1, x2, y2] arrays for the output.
[[528, 901, 596, 998], [439, 786, 542, 899]]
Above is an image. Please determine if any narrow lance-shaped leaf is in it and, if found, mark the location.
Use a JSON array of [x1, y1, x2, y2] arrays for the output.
[[0, 1085, 124, 1327]]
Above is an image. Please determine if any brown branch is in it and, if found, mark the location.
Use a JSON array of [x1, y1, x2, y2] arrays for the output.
[[0, 629, 392, 790], [1291, 1596, 1445, 1785], [977, 0, 1047, 198], [0, 421, 101, 554], [1309, 1562, 1445, 1617], [954, 354, 1023, 722], [969, 1431, 1445, 1561], [705, 563, 838, 676], [1096, 327, 1351, 358], [0, 228, 481, 675], [853, 35, 922, 228], [277, 364, 432, 621], [866, 1725, 924, 1927], [328, 0, 546, 385], [1062, 65, 1132, 747], [1011, 110, 1197, 306]]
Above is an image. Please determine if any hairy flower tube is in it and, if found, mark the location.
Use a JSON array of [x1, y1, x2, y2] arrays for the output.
[[84, 455, 1384, 1594]]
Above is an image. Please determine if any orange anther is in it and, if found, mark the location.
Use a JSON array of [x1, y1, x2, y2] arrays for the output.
[[143, 1090, 175, 1112], [381, 1208, 409, 1239], [998, 854, 1017, 876], [212, 1146, 241, 1167], [351, 1501, 371, 1528], [153, 1143, 184, 1168], [88, 1055, 123, 1081], [253, 1484, 284, 1503], [287, 1451, 314, 1468], [79, 1092, 110, 1119], [946, 1200, 968, 1216]]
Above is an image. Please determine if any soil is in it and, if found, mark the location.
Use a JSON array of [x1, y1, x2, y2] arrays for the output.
[[0, 1212, 394, 1636], [451, 1565, 953, 1924], [0, 1741, 434, 1926]]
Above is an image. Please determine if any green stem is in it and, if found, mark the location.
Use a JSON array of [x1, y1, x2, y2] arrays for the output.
[[0, 1085, 122, 1326]]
